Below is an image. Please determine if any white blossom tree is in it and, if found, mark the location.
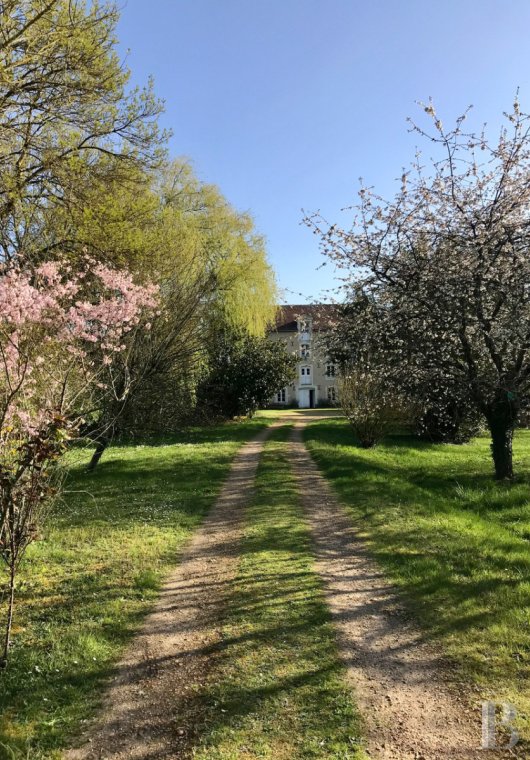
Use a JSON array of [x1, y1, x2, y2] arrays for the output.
[[308, 97, 530, 479]]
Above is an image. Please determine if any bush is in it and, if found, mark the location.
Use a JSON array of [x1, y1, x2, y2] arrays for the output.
[[197, 328, 297, 419], [339, 368, 412, 447]]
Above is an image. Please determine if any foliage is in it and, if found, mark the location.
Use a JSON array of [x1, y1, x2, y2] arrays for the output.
[[327, 298, 480, 445], [325, 296, 412, 446], [0, 0, 166, 264], [338, 365, 411, 448], [308, 98, 530, 478], [198, 327, 297, 420], [305, 418, 530, 747], [0, 259, 157, 665], [67, 161, 278, 460], [415, 378, 484, 444], [0, 1, 277, 462]]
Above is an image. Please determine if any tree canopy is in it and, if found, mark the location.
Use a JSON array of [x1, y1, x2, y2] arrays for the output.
[[309, 98, 530, 478], [0, 0, 167, 263]]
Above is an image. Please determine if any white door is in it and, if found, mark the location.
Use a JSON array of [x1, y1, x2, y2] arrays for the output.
[[299, 389, 310, 408]]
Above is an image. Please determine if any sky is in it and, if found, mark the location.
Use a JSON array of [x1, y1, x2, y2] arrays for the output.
[[116, 0, 530, 303]]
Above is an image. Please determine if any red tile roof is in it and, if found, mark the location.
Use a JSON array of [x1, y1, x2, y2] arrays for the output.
[[271, 304, 338, 333]]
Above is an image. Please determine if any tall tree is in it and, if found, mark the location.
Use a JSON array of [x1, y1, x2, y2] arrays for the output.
[[309, 98, 530, 479], [0, 0, 166, 263], [74, 161, 278, 464]]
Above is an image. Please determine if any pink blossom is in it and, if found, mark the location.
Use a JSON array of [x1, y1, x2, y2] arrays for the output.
[[0, 258, 158, 440]]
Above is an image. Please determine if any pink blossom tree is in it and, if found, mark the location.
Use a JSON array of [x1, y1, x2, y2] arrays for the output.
[[308, 98, 530, 479], [0, 259, 157, 665]]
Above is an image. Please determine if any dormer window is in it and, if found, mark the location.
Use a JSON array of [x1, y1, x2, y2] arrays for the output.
[[298, 317, 312, 341]]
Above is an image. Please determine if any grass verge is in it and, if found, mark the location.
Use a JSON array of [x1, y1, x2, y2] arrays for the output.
[[192, 426, 364, 759], [0, 419, 270, 760], [304, 419, 530, 744]]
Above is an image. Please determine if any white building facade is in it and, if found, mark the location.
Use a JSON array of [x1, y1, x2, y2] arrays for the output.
[[267, 305, 338, 408]]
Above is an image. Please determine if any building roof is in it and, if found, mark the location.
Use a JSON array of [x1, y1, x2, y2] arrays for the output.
[[272, 304, 338, 333]]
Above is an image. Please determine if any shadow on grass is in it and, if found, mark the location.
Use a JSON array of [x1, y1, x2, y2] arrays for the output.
[[0, 419, 269, 759], [179, 430, 363, 759], [303, 420, 530, 716]]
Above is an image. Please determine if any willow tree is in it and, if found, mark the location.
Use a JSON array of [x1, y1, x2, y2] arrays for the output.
[[309, 98, 530, 479], [60, 160, 278, 464]]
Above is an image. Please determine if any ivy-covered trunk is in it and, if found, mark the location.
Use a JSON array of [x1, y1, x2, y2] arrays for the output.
[[485, 394, 518, 480]]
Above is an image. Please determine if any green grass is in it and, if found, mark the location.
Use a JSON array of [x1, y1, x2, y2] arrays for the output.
[[192, 426, 364, 759], [304, 420, 530, 743], [255, 408, 342, 419], [0, 418, 271, 760]]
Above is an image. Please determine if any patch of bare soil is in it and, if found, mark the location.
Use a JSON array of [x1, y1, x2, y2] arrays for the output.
[[64, 426, 274, 760], [288, 423, 519, 760]]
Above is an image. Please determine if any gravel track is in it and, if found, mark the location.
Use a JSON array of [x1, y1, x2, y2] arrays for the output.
[[288, 422, 516, 760]]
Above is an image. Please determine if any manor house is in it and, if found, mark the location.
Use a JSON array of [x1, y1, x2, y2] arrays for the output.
[[268, 304, 338, 408]]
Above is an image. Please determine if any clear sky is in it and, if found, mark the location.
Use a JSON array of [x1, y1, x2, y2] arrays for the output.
[[116, 0, 530, 302]]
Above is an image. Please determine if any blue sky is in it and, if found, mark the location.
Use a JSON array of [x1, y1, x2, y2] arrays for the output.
[[117, 0, 530, 302]]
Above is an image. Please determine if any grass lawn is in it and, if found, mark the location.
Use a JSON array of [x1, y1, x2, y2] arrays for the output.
[[255, 408, 341, 419], [193, 426, 364, 759], [0, 419, 271, 760], [305, 419, 530, 745]]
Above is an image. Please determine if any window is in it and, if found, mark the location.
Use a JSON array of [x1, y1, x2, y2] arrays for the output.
[[298, 318, 312, 340], [327, 386, 337, 403], [276, 388, 287, 403], [300, 366, 311, 385], [326, 363, 336, 377], [300, 343, 311, 359]]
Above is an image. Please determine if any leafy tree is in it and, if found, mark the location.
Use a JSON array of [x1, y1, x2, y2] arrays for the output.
[[327, 296, 481, 444], [309, 98, 530, 478], [198, 327, 297, 420], [0, 2, 278, 472], [325, 296, 413, 446], [338, 364, 410, 448], [0, 0, 166, 263], [74, 161, 278, 464]]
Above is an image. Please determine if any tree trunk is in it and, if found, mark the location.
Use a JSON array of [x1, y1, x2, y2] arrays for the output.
[[486, 398, 517, 480], [1, 563, 16, 668], [87, 437, 109, 472]]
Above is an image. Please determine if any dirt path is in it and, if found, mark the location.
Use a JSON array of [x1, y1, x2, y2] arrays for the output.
[[65, 425, 275, 760], [288, 422, 505, 760], [65, 411, 517, 759]]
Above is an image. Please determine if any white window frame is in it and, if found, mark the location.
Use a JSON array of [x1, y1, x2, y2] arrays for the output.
[[276, 388, 287, 403], [327, 386, 337, 402], [298, 318, 312, 341]]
